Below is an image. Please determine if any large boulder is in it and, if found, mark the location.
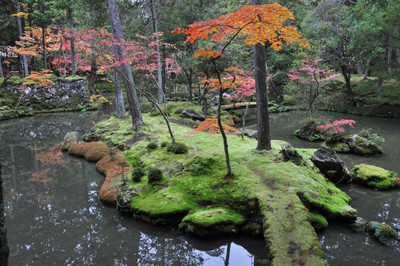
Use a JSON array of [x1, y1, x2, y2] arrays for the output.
[[180, 109, 206, 121], [352, 164, 399, 189], [345, 134, 384, 155], [310, 145, 352, 184]]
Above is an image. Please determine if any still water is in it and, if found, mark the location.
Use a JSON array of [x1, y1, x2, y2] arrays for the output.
[[0, 112, 267, 266], [246, 110, 400, 265]]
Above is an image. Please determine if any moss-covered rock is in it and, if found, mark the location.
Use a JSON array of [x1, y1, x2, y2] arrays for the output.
[[368, 221, 398, 242], [309, 212, 328, 231], [294, 119, 326, 142], [179, 207, 246, 237], [353, 164, 399, 189], [345, 134, 384, 155]]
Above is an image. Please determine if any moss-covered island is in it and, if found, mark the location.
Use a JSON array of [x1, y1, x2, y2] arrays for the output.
[[66, 106, 359, 266]]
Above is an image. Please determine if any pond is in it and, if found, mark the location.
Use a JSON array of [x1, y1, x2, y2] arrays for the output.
[[245, 110, 400, 265], [0, 111, 268, 266], [1, 109, 399, 265]]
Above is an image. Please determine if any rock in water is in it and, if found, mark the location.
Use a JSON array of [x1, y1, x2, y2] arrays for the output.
[[311, 145, 351, 184], [63, 131, 80, 144], [180, 109, 206, 121]]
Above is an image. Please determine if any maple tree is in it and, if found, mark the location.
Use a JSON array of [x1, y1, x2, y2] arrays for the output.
[[191, 118, 242, 134], [174, 3, 308, 175], [288, 56, 341, 117]]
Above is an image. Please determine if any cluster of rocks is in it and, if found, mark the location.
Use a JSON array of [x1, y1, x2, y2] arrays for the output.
[[1, 78, 88, 106]]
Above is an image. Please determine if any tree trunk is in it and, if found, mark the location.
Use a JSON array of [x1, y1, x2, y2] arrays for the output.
[[188, 68, 193, 101], [253, 0, 271, 151], [15, 0, 29, 76], [0, 164, 10, 266], [42, 24, 47, 69], [395, 48, 400, 74], [108, 0, 143, 131], [0, 59, 3, 77], [388, 36, 392, 74], [162, 44, 166, 95], [110, 24, 125, 119], [150, 0, 164, 104], [363, 60, 370, 80], [340, 65, 352, 94], [68, 7, 76, 75], [88, 58, 97, 94], [377, 78, 383, 96]]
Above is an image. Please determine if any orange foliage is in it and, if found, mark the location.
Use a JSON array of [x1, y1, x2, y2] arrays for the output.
[[194, 48, 224, 59], [23, 69, 54, 87], [173, 3, 309, 51], [191, 118, 242, 134]]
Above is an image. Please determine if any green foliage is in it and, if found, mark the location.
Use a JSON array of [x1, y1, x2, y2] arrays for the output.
[[131, 167, 145, 182], [109, 149, 116, 161], [167, 142, 188, 154], [148, 167, 163, 183], [358, 129, 385, 146], [147, 142, 158, 150]]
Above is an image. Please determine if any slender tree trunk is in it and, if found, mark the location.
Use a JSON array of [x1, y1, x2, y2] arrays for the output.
[[0, 59, 3, 77], [377, 78, 383, 96], [340, 65, 351, 94], [188, 68, 193, 100], [388, 37, 392, 74], [363, 60, 370, 80], [108, 0, 143, 131], [396, 48, 400, 74], [110, 23, 125, 119], [42, 24, 47, 69], [162, 44, 166, 94], [15, 0, 29, 76], [68, 7, 76, 75], [150, 0, 163, 103], [0, 164, 10, 266], [253, 0, 271, 151]]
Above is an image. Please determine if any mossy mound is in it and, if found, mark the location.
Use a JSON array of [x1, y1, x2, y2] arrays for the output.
[[73, 111, 360, 265], [309, 212, 329, 231], [353, 164, 399, 189], [179, 207, 246, 237], [68, 141, 110, 162]]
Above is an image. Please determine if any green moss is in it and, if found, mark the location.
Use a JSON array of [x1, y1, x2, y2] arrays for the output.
[[353, 164, 397, 189], [309, 212, 328, 231], [181, 207, 245, 228]]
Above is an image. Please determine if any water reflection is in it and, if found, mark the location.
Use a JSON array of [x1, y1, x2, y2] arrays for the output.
[[0, 113, 268, 265]]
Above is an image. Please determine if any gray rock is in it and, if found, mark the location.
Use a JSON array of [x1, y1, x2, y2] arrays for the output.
[[310, 145, 352, 184], [345, 134, 384, 155], [116, 185, 140, 212], [63, 131, 80, 144], [180, 109, 206, 121]]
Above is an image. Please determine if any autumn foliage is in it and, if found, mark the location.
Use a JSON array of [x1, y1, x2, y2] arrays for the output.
[[173, 3, 309, 51], [191, 118, 241, 134], [317, 119, 356, 134]]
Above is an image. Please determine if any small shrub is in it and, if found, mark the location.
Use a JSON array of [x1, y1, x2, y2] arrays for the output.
[[131, 167, 145, 182], [141, 103, 154, 113], [167, 142, 188, 154], [148, 167, 163, 183], [147, 142, 158, 150], [109, 149, 116, 161], [106, 140, 114, 147], [161, 141, 168, 147]]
